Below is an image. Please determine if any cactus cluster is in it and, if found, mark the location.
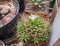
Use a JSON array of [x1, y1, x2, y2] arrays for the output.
[[26, 0, 48, 12], [17, 14, 50, 44]]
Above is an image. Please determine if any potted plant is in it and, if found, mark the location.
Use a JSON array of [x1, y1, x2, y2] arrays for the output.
[[25, 0, 52, 18], [0, 0, 19, 43], [17, 12, 51, 46]]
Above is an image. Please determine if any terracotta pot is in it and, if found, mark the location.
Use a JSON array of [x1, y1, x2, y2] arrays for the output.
[[16, 42, 44, 46], [24, 42, 44, 46]]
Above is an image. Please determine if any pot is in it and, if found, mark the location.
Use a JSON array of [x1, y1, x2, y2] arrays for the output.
[[17, 0, 25, 13], [24, 43, 44, 46], [0, 0, 19, 40], [16, 42, 45, 46]]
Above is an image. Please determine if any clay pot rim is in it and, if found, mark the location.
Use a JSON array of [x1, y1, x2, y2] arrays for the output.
[[23, 42, 44, 46]]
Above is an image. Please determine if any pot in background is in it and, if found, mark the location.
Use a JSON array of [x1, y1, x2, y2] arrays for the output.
[[0, 0, 19, 40]]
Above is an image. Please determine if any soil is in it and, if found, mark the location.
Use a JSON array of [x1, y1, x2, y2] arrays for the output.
[[0, 1, 16, 28]]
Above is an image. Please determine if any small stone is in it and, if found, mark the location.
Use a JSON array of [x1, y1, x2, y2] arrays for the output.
[[17, 42, 24, 46], [0, 5, 10, 15], [34, 3, 39, 6]]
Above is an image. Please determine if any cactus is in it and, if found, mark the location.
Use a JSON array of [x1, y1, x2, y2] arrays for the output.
[[26, 0, 49, 13], [17, 14, 50, 44]]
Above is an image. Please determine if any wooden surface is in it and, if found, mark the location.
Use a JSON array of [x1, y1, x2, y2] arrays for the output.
[[54, 39, 60, 46]]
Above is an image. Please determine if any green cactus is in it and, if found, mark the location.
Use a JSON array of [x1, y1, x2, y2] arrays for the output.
[[17, 15, 50, 44]]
